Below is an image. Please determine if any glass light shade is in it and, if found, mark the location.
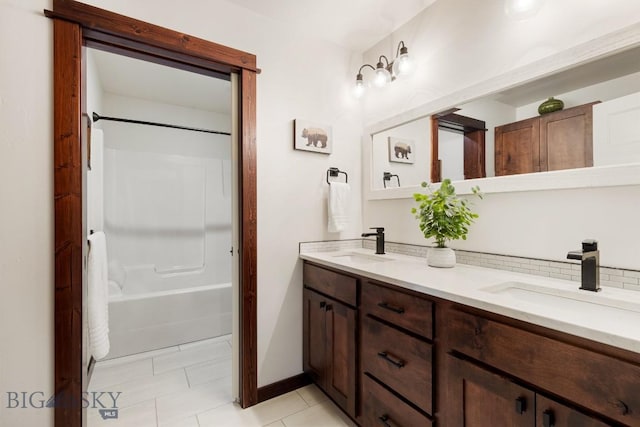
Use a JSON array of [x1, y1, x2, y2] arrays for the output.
[[353, 79, 365, 98], [505, 0, 544, 19], [374, 67, 392, 87], [392, 53, 412, 77]]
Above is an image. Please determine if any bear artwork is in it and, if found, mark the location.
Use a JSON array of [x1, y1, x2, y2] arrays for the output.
[[394, 143, 412, 160], [302, 127, 328, 148]]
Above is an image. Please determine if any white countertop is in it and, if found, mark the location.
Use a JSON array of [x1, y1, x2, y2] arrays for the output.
[[300, 248, 640, 354]]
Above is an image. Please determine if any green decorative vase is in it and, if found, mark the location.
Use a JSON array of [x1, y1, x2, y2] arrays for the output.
[[538, 97, 564, 115]]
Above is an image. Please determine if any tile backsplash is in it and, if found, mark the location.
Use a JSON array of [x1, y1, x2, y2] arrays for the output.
[[299, 239, 640, 292]]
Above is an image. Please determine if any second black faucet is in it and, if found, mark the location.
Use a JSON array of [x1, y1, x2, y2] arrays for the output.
[[362, 227, 385, 255]]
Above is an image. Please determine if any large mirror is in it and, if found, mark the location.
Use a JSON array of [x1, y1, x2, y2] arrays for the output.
[[366, 25, 640, 198]]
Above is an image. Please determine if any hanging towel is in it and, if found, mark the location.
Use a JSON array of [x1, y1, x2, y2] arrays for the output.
[[328, 182, 351, 233], [88, 231, 110, 360]]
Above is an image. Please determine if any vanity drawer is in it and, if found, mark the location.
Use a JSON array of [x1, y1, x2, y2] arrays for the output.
[[303, 263, 357, 306], [363, 281, 433, 339], [363, 375, 432, 427], [446, 308, 640, 425], [362, 315, 432, 413]]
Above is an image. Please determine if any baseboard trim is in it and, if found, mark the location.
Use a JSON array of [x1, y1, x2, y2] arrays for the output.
[[257, 373, 312, 403]]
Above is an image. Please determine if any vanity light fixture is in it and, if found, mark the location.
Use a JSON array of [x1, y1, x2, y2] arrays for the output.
[[354, 41, 412, 98]]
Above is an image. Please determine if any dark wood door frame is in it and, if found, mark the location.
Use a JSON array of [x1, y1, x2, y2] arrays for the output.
[[431, 113, 486, 182], [46, 1, 259, 425]]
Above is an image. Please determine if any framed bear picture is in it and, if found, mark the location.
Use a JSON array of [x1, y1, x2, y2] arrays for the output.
[[388, 137, 415, 164], [294, 119, 332, 154]]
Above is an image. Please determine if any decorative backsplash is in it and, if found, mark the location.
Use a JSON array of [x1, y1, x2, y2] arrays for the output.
[[299, 239, 640, 292]]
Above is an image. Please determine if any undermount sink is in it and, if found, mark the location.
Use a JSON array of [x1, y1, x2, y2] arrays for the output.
[[481, 281, 640, 323], [331, 251, 393, 265]]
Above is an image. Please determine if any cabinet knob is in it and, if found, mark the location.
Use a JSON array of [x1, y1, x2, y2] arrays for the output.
[[325, 304, 333, 311], [542, 410, 555, 427], [319, 301, 326, 308], [515, 397, 527, 415]]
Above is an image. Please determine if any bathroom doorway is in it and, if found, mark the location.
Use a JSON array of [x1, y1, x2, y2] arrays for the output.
[[85, 47, 237, 425], [48, 2, 258, 426]]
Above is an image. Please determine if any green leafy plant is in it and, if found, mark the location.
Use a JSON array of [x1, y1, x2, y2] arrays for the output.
[[411, 179, 482, 248]]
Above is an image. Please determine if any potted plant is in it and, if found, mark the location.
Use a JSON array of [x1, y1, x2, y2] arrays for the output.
[[411, 179, 482, 268]]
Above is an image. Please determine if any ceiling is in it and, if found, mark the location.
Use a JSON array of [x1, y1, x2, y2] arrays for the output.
[[91, 48, 232, 114], [225, 0, 437, 50], [90, 1, 437, 114]]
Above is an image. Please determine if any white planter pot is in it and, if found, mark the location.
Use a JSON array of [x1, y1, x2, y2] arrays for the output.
[[427, 247, 456, 268]]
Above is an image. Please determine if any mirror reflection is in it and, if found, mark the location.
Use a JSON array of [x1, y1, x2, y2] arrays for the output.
[[371, 117, 431, 189], [370, 44, 640, 189]]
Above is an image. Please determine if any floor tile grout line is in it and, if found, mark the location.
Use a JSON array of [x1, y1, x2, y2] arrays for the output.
[[154, 398, 159, 427], [184, 367, 192, 388]]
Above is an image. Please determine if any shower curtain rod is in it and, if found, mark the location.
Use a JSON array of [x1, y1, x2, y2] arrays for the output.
[[92, 112, 231, 136]]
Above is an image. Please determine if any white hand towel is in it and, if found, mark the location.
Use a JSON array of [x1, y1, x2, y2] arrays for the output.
[[328, 182, 351, 233], [88, 231, 110, 360]]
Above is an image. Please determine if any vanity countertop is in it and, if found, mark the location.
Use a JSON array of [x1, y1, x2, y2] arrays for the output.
[[300, 248, 640, 354]]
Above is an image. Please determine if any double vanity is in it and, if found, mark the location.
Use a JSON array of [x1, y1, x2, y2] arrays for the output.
[[300, 247, 640, 426]]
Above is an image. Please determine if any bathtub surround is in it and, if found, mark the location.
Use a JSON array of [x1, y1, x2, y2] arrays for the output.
[[107, 282, 232, 359], [300, 239, 640, 292], [86, 51, 235, 359]]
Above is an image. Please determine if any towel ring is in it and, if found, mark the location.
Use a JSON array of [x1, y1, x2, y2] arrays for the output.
[[383, 172, 400, 188], [327, 167, 348, 184]]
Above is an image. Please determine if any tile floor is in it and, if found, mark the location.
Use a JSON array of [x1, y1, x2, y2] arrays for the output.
[[88, 335, 354, 427]]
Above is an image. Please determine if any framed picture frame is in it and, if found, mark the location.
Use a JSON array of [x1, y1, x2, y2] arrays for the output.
[[294, 119, 332, 154], [388, 137, 415, 164]]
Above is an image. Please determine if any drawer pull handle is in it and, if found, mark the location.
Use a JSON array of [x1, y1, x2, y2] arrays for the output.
[[614, 399, 629, 416], [377, 351, 405, 368], [319, 301, 326, 308], [515, 397, 527, 415], [378, 302, 405, 314], [542, 410, 555, 427], [325, 304, 333, 311], [378, 415, 397, 427]]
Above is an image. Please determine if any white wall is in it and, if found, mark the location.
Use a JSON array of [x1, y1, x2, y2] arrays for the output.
[[0, 2, 362, 424], [362, 0, 640, 271], [0, 1, 54, 426]]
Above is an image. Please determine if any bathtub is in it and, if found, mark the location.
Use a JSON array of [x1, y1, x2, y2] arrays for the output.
[[106, 265, 232, 359]]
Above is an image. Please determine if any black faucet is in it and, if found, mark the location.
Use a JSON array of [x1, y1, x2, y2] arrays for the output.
[[567, 239, 600, 292], [362, 227, 385, 255]]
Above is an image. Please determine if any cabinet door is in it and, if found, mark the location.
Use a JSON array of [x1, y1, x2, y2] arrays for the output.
[[447, 356, 535, 427], [495, 117, 540, 176], [324, 299, 357, 418], [536, 395, 610, 427], [303, 288, 326, 384], [539, 103, 595, 172]]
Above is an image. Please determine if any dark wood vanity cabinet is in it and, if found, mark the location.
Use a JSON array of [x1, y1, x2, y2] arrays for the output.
[[301, 261, 640, 426], [302, 263, 358, 418], [495, 102, 597, 176]]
